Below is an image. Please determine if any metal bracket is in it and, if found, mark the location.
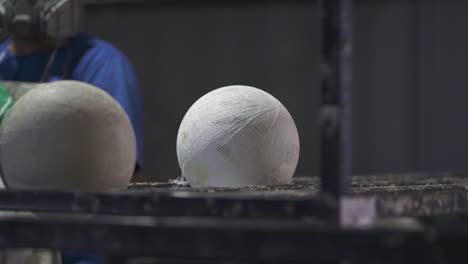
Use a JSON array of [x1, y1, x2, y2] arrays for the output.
[[340, 196, 377, 228]]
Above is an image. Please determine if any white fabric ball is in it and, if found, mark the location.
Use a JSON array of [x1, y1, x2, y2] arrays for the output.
[[0, 80, 136, 191], [177, 85, 300, 187]]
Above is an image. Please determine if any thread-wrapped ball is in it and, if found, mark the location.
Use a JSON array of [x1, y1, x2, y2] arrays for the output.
[[177, 85, 300, 187], [0, 80, 136, 191]]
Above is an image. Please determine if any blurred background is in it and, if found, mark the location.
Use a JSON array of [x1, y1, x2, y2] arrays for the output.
[[83, 0, 468, 181]]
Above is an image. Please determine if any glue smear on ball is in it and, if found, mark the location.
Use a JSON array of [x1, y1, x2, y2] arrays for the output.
[[177, 85, 300, 187]]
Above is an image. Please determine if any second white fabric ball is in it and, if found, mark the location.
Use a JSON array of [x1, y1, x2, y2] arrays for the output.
[[177, 85, 300, 187]]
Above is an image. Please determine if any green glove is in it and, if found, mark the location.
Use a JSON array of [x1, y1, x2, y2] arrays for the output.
[[0, 83, 14, 123]]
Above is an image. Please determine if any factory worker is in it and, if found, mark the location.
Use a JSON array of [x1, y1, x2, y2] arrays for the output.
[[0, 0, 143, 263], [0, 0, 143, 171]]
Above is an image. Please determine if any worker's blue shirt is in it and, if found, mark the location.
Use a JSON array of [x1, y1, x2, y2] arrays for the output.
[[0, 33, 143, 168], [61, 252, 105, 264]]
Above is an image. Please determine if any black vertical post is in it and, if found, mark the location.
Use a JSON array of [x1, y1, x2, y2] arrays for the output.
[[320, 0, 352, 198]]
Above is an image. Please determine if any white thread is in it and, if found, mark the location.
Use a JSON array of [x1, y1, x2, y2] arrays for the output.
[[177, 85, 300, 188]]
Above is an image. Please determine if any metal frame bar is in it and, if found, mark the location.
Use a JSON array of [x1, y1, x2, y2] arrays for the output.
[[0, 216, 463, 263], [320, 0, 353, 198], [0, 190, 337, 219], [81, 0, 313, 4], [0, 172, 467, 218]]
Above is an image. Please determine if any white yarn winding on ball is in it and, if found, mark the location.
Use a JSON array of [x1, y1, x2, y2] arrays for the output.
[[0, 80, 136, 191], [177, 85, 300, 187]]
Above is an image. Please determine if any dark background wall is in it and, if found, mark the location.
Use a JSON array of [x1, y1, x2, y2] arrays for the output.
[[83, 0, 468, 180]]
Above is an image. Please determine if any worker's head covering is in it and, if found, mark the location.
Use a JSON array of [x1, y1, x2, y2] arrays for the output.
[[0, 0, 82, 42]]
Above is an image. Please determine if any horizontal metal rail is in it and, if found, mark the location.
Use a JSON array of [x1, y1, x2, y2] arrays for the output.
[[0, 216, 462, 263]]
